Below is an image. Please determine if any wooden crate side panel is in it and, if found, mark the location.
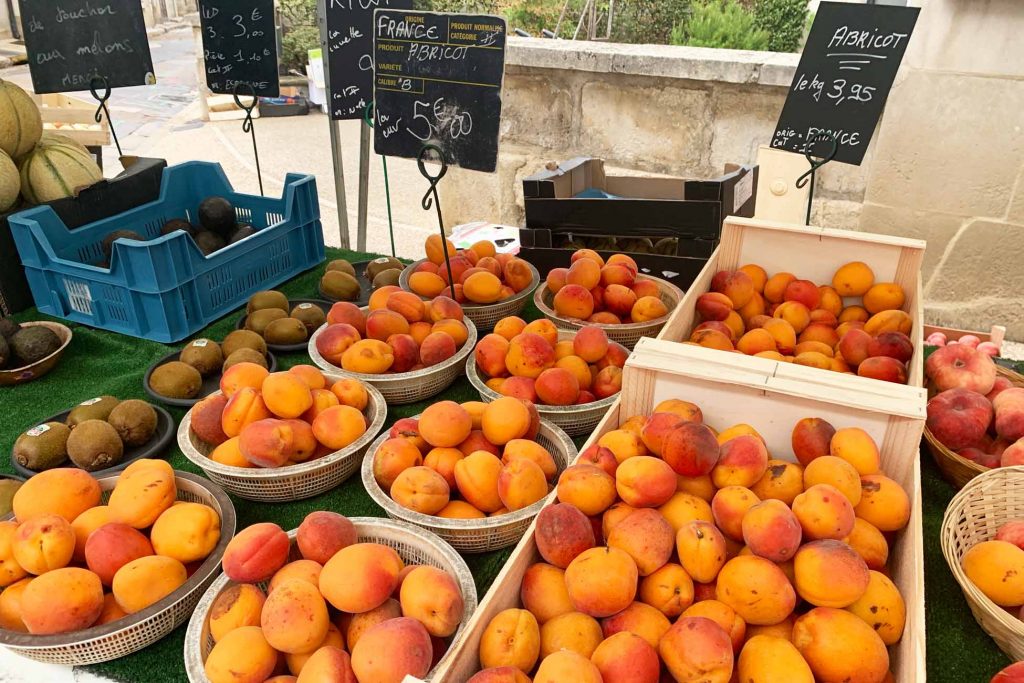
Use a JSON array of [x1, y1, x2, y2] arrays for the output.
[[891, 456, 926, 683], [656, 249, 720, 342], [907, 271, 925, 388]]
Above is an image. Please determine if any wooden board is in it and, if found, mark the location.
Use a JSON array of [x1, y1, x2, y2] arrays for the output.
[[31, 93, 111, 147], [658, 215, 927, 400], [435, 338, 925, 682]]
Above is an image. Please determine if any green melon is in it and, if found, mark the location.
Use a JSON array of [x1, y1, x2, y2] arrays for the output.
[[19, 140, 102, 205], [0, 80, 42, 160], [0, 149, 19, 212], [39, 131, 91, 157]]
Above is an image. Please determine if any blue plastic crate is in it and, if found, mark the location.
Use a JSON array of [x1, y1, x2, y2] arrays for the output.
[[9, 162, 325, 343]]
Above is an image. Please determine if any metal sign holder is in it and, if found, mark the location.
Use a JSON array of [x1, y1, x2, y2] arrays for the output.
[[232, 83, 264, 196], [417, 144, 456, 299], [795, 133, 839, 226], [317, 0, 352, 249]]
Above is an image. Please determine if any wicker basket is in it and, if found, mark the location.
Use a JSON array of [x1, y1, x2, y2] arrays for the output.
[[398, 259, 540, 332], [464, 329, 618, 437], [941, 465, 1024, 660], [0, 471, 235, 665], [362, 419, 577, 553], [307, 318, 478, 405], [177, 377, 387, 502], [533, 274, 683, 349], [183, 518, 477, 683], [923, 365, 1024, 490]]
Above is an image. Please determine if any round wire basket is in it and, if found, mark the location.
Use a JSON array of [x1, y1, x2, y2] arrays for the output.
[[307, 318, 478, 405], [178, 377, 387, 502], [362, 419, 577, 553], [184, 518, 477, 682], [0, 471, 236, 665], [464, 329, 618, 437], [941, 465, 1024, 660], [532, 273, 683, 349], [398, 259, 540, 332]]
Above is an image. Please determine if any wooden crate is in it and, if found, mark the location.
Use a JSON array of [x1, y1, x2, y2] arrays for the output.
[[435, 337, 925, 682], [30, 93, 111, 147], [658, 216, 928, 399]]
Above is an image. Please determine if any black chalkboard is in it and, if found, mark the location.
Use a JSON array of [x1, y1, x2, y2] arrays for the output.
[[20, 0, 155, 94], [326, 0, 413, 121], [198, 0, 280, 97], [771, 2, 919, 165], [372, 10, 506, 173]]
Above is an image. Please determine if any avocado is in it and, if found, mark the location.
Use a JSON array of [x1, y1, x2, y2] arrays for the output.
[[246, 308, 288, 336], [264, 318, 308, 345], [228, 224, 256, 244], [0, 480, 21, 517], [149, 361, 203, 399], [13, 422, 70, 471], [195, 230, 226, 256], [198, 196, 236, 236], [67, 419, 124, 471], [0, 334, 8, 369], [180, 338, 224, 376], [372, 269, 402, 290], [102, 230, 145, 260], [223, 348, 268, 370], [247, 290, 289, 314], [364, 256, 404, 282], [107, 400, 158, 447], [10, 326, 61, 366], [320, 271, 361, 302], [221, 330, 267, 358], [0, 317, 19, 341], [290, 303, 326, 334], [161, 218, 196, 237], [67, 395, 121, 428]]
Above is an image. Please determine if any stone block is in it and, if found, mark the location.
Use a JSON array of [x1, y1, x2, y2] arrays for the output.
[[501, 70, 575, 149], [858, 203, 967, 282], [924, 219, 1024, 306], [709, 86, 788, 172], [1009, 163, 1024, 225], [811, 199, 862, 232], [926, 300, 1024, 343], [904, 0, 1024, 78]]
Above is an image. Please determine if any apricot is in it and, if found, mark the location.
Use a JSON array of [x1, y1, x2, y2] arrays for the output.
[[344, 597, 401, 650], [475, 334, 510, 378], [792, 417, 836, 466], [519, 563, 574, 625], [592, 366, 624, 400], [639, 412, 685, 456], [409, 321, 432, 346], [312, 405, 366, 451], [691, 328, 734, 351], [209, 584, 266, 642], [963, 540, 1024, 606], [373, 437, 424, 490], [831, 261, 875, 297], [792, 484, 855, 540], [553, 284, 595, 319], [716, 555, 796, 625], [842, 517, 889, 570], [481, 397, 531, 445], [315, 323, 362, 366], [383, 333, 418, 373], [260, 372, 313, 419], [425, 234, 458, 265], [742, 499, 802, 562], [497, 458, 548, 512], [554, 355, 593, 393], [12, 467, 102, 524], [711, 435, 768, 488], [716, 423, 764, 446], [750, 460, 804, 505], [654, 398, 703, 422], [737, 291, 766, 324], [545, 267, 569, 294], [463, 271, 503, 304], [463, 402, 488, 430], [591, 631, 660, 683], [683, 599, 746, 653], [108, 459, 176, 529], [293, 644, 353, 682], [112, 555, 187, 613], [13, 514, 75, 576], [854, 474, 911, 533], [387, 290, 427, 323], [676, 520, 728, 584], [558, 463, 617, 516], [506, 332, 555, 379], [222, 522, 290, 583], [736, 328, 775, 356], [804, 455, 862, 505], [616, 456, 677, 508], [499, 376, 536, 402], [738, 635, 814, 683], [604, 284, 638, 318], [340, 339, 394, 374], [794, 539, 870, 608], [793, 607, 890, 683], [858, 355, 909, 384], [764, 272, 797, 303], [760, 318, 797, 355], [711, 486, 760, 542], [565, 546, 638, 618], [435, 501, 484, 519], [320, 543, 403, 613], [421, 329, 460, 366], [302, 388, 341, 423], [606, 508, 674, 576], [662, 421, 720, 476], [270, 559, 323, 595], [774, 301, 811, 334], [425, 447, 464, 490], [220, 361, 270, 398], [479, 608, 540, 672], [418, 400, 472, 448], [659, 616, 734, 683], [391, 466, 450, 515], [534, 367, 580, 406], [602, 502, 637, 539], [0, 577, 30, 631], [500, 439, 556, 481], [204, 625, 278, 683], [450, 451, 502, 513], [637, 562, 693, 619], [191, 393, 230, 445], [351, 617, 432, 683], [327, 301, 367, 332], [535, 610, 603, 659], [400, 565, 464, 637], [260, 578, 330, 654], [846, 570, 905, 645], [409, 271, 449, 298]]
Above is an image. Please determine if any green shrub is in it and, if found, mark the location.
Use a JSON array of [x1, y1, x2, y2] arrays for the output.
[[753, 0, 809, 52], [673, 0, 769, 51], [279, 0, 318, 73], [611, 0, 692, 45]]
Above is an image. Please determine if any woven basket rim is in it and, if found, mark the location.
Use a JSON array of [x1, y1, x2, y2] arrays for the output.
[[0, 471, 236, 649], [532, 273, 683, 332], [362, 419, 577, 531], [177, 377, 387, 479], [398, 259, 540, 311], [183, 518, 478, 683], [306, 316, 478, 386]]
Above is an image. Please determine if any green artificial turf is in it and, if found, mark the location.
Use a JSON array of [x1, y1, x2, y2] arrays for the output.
[[0, 249, 1013, 682]]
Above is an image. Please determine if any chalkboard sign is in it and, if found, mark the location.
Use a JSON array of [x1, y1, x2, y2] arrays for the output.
[[325, 0, 413, 121], [20, 0, 155, 94], [198, 0, 280, 97], [372, 10, 506, 173], [771, 2, 919, 165]]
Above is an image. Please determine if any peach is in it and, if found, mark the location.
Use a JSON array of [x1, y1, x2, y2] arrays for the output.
[[676, 520, 728, 584], [607, 508, 674, 576], [794, 539, 870, 608], [791, 417, 837, 466], [351, 617, 432, 683], [750, 459, 804, 505], [191, 394, 230, 445], [988, 377, 1015, 403], [837, 328, 873, 367], [311, 405, 367, 451], [565, 546, 638, 618], [498, 458, 548, 511], [111, 555, 187, 613], [858, 355, 908, 384], [383, 334, 418, 373], [792, 607, 890, 683], [340, 339, 395, 374], [315, 324, 362, 366], [742, 499, 802, 562], [615, 456, 677, 508], [296, 511, 356, 566], [391, 466, 450, 515], [737, 635, 814, 683], [400, 565, 464, 637], [997, 520, 1024, 550], [662, 421, 721, 476], [711, 486, 760, 542], [927, 344, 997, 394], [993, 662, 1024, 683], [659, 616, 734, 683], [855, 475, 911, 532], [475, 334, 510, 378], [373, 437, 424, 489], [327, 301, 367, 333], [869, 331, 914, 364], [534, 367, 579, 406], [553, 284, 595, 320], [804, 455, 862, 505], [343, 597, 401, 650], [519, 562, 574, 625], [418, 331, 457, 367], [545, 267, 569, 294], [792, 484, 855, 540], [846, 570, 906, 645], [830, 427, 881, 475], [995, 389, 1024, 442], [711, 435, 769, 489], [150, 502, 220, 564], [716, 555, 796, 625], [409, 271, 449, 298], [774, 301, 811, 333], [591, 631, 660, 683], [220, 361, 270, 398], [784, 279, 820, 310], [481, 397, 531, 445], [204, 625, 278, 683], [632, 296, 670, 323], [539, 611, 602, 658], [223, 522, 289, 583], [479, 608, 541, 672], [14, 514, 76, 576]]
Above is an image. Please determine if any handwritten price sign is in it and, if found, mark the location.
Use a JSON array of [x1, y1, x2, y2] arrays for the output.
[[198, 0, 279, 96]]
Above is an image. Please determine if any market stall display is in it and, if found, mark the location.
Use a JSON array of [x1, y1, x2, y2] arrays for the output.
[[0, 320, 72, 386], [318, 257, 390, 304], [234, 292, 332, 353], [144, 341, 278, 408]]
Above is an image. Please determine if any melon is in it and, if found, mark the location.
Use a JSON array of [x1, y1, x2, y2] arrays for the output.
[[40, 131, 91, 157], [19, 139, 102, 205], [0, 149, 19, 212], [0, 79, 42, 159]]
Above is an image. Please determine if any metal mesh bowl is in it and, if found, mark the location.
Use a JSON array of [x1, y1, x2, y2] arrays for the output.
[[184, 519, 477, 682], [178, 377, 387, 502], [0, 472, 236, 665], [362, 419, 578, 553]]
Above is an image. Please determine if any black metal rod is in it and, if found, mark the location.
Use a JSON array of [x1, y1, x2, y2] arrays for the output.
[[89, 76, 122, 158], [795, 133, 839, 226], [417, 144, 455, 299], [233, 83, 263, 196]]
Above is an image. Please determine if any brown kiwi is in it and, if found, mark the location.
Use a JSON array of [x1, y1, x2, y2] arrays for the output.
[[320, 271, 361, 301], [221, 329, 267, 358], [325, 259, 356, 277], [264, 318, 308, 345], [179, 338, 224, 376], [149, 361, 203, 399], [223, 348, 268, 370], [66, 396, 120, 428], [13, 422, 70, 471], [290, 303, 326, 333], [107, 400, 158, 447], [372, 268, 402, 290], [246, 290, 289, 314], [66, 419, 124, 471], [365, 256, 404, 282], [246, 308, 288, 336]]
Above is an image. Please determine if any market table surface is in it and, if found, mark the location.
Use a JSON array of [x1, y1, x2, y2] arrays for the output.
[[0, 249, 1011, 683]]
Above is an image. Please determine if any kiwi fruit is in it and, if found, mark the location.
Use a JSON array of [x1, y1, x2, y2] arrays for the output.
[[67, 395, 121, 428], [365, 256, 404, 282], [0, 480, 21, 517], [264, 318, 308, 345], [10, 326, 61, 366], [0, 317, 20, 340], [588, 237, 618, 251], [180, 338, 224, 376], [372, 269, 402, 290], [67, 419, 124, 472], [321, 271, 361, 302], [107, 400, 158, 447], [161, 218, 196, 237], [150, 361, 203, 399], [291, 303, 326, 333], [325, 259, 356, 277], [223, 348, 268, 370], [654, 237, 678, 255], [199, 196, 237, 236], [246, 308, 288, 336], [0, 334, 8, 369], [13, 422, 70, 471], [222, 329, 267, 358], [195, 231, 227, 256], [102, 230, 145, 259], [247, 290, 290, 315], [619, 238, 654, 254]]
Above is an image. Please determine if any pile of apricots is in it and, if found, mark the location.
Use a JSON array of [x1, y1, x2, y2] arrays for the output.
[[189, 363, 371, 468], [467, 403, 911, 683], [315, 293, 470, 375], [203, 512, 466, 682], [407, 236, 536, 305], [373, 397, 556, 519], [545, 250, 670, 325], [0, 461, 219, 635], [474, 317, 627, 406], [693, 261, 914, 384]]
